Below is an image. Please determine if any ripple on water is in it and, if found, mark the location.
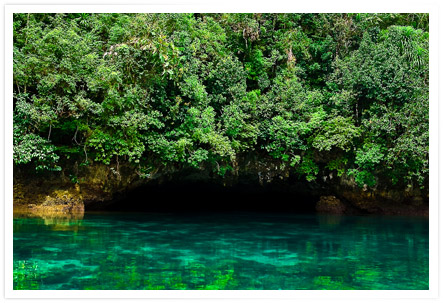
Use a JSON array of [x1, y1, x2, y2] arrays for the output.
[[13, 213, 429, 290]]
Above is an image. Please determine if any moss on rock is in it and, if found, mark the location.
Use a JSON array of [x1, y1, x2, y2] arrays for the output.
[[316, 196, 347, 214]]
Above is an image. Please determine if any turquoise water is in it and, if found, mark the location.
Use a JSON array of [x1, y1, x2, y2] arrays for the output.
[[13, 212, 429, 290]]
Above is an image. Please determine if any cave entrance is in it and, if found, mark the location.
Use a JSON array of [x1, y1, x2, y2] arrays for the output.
[[89, 178, 321, 214]]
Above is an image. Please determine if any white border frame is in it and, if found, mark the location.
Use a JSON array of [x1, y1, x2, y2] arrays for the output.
[[3, 1, 440, 301]]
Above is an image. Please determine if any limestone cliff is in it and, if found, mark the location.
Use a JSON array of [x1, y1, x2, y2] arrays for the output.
[[13, 158, 428, 216]]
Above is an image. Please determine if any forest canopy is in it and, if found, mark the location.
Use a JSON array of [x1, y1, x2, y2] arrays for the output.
[[13, 13, 429, 190]]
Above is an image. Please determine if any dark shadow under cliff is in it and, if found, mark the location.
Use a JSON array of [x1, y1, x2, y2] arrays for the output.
[[87, 179, 321, 213]]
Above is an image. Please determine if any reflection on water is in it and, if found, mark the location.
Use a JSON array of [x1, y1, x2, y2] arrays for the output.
[[13, 212, 429, 290], [13, 211, 85, 233]]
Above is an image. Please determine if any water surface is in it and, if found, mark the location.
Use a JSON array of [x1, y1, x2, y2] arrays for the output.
[[13, 212, 429, 290]]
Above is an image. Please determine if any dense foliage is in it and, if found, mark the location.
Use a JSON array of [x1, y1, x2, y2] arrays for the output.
[[13, 13, 429, 189]]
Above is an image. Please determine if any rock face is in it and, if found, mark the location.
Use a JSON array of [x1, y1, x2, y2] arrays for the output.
[[13, 159, 428, 216], [14, 187, 84, 217], [13, 161, 143, 216], [40, 189, 84, 213], [316, 196, 347, 214], [330, 175, 429, 216]]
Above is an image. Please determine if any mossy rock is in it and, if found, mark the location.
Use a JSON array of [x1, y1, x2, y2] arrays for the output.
[[316, 196, 346, 214]]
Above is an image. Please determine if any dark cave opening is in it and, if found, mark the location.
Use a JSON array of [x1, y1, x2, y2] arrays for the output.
[[86, 178, 322, 214]]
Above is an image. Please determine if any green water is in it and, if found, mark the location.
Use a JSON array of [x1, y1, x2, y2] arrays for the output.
[[13, 212, 428, 290]]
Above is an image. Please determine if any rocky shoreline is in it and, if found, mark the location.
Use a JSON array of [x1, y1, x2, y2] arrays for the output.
[[13, 160, 429, 218]]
